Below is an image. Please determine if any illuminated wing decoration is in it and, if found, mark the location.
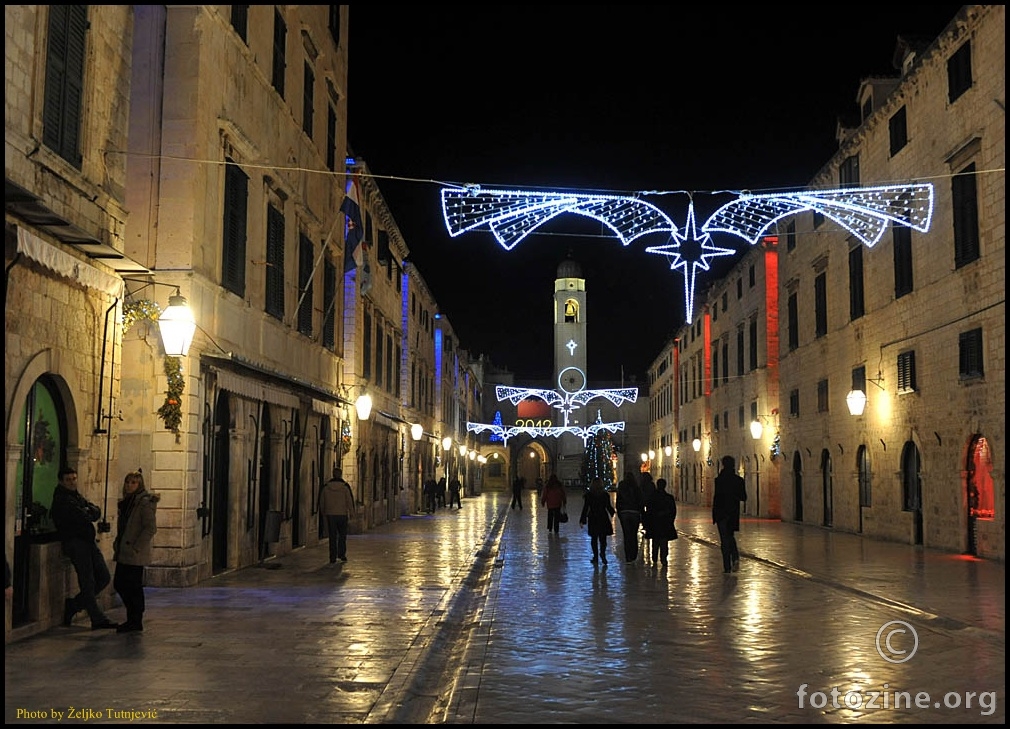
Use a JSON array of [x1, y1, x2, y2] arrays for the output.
[[441, 187, 677, 250], [495, 383, 638, 427], [441, 182, 934, 323], [467, 420, 625, 447], [703, 184, 934, 248]]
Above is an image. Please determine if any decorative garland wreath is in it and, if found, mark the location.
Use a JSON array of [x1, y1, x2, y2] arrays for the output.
[[123, 299, 185, 441]]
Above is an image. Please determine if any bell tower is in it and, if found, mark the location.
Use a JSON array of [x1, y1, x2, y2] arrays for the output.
[[554, 254, 587, 482]]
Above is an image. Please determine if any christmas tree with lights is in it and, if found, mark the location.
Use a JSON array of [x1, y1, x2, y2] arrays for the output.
[[583, 412, 616, 489]]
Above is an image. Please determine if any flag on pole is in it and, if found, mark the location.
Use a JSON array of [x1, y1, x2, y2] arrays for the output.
[[341, 178, 364, 273]]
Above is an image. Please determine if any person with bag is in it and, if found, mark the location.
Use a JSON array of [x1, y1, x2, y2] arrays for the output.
[[644, 477, 677, 567], [540, 474, 567, 535], [320, 467, 356, 563], [615, 471, 644, 563], [579, 478, 615, 565], [113, 470, 159, 633]]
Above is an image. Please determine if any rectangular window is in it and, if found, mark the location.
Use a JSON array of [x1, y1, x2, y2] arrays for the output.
[[221, 160, 249, 296], [817, 379, 829, 413], [789, 389, 800, 417], [786, 220, 797, 252], [852, 366, 866, 393], [272, 10, 287, 98], [893, 224, 913, 298], [738, 406, 745, 430], [297, 233, 314, 336], [788, 292, 798, 351], [839, 154, 860, 187], [721, 340, 729, 384], [362, 310, 372, 379], [812, 211, 823, 230], [231, 5, 248, 43], [386, 333, 394, 392], [947, 41, 972, 103], [897, 351, 917, 393], [712, 349, 719, 390], [736, 278, 743, 299], [736, 329, 744, 377], [377, 229, 390, 265], [326, 105, 337, 172], [814, 273, 827, 338], [849, 245, 864, 320], [302, 63, 314, 137], [748, 265, 755, 288], [43, 5, 87, 168], [888, 106, 908, 156], [721, 292, 728, 312], [395, 343, 402, 398], [322, 260, 336, 350], [749, 319, 758, 371], [959, 328, 983, 378], [265, 205, 285, 320], [952, 163, 980, 268], [374, 321, 383, 387]]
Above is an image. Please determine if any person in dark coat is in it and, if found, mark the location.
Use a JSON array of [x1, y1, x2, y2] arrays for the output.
[[579, 478, 616, 565], [540, 474, 567, 535], [510, 475, 524, 510], [712, 456, 748, 573], [644, 478, 677, 567], [615, 471, 644, 562], [113, 470, 159, 633], [50, 466, 117, 630]]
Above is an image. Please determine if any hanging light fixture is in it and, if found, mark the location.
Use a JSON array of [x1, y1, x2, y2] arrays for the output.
[[355, 391, 372, 421], [411, 423, 424, 441], [750, 420, 764, 440], [846, 389, 867, 416], [442, 436, 453, 451], [158, 292, 196, 356], [692, 438, 702, 452]]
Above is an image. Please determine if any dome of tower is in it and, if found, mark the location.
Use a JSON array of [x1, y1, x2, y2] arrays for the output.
[[556, 256, 582, 279]]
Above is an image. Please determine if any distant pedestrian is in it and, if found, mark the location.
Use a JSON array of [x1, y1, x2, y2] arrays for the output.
[[51, 466, 118, 630], [320, 467, 356, 563], [113, 470, 159, 633], [510, 475, 524, 510], [540, 474, 567, 534], [448, 477, 463, 509], [437, 476, 448, 509], [639, 471, 657, 538], [713, 456, 747, 573], [644, 478, 677, 567], [579, 478, 615, 565], [423, 478, 438, 513], [615, 471, 644, 562]]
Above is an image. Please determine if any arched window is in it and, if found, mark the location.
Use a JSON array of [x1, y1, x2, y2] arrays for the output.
[[968, 435, 994, 520], [564, 299, 578, 323], [821, 449, 833, 527], [901, 442, 922, 512]]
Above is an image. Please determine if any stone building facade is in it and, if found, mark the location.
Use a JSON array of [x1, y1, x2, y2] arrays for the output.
[[6, 5, 139, 640]]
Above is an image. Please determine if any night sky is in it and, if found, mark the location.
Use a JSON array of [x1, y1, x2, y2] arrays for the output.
[[346, 5, 965, 384]]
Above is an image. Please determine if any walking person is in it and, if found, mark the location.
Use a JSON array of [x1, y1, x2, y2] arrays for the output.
[[579, 478, 615, 565], [540, 474, 567, 535], [713, 456, 748, 573], [510, 475, 524, 510], [644, 477, 677, 567], [437, 476, 448, 509], [616, 471, 644, 562], [113, 470, 159, 633], [448, 476, 463, 509], [50, 466, 117, 630], [320, 467, 356, 563]]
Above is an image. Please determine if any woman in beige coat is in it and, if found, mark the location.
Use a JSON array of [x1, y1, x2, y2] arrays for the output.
[[113, 471, 158, 633]]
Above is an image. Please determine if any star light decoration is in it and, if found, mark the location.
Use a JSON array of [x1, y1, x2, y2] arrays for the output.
[[466, 372, 638, 446], [441, 183, 933, 323]]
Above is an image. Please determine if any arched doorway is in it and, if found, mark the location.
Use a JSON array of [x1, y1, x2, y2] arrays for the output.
[[966, 434, 994, 556], [211, 390, 230, 573], [857, 445, 871, 533], [821, 449, 833, 527], [792, 451, 804, 522], [901, 441, 923, 545], [12, 375, 68, 626]]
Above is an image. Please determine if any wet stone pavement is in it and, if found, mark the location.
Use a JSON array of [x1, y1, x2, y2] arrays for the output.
[[4, 490, 1005, 724]]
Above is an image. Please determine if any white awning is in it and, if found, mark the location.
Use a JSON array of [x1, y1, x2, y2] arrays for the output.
[[17, 228, 124, 297], [213, 368, 300, 409]]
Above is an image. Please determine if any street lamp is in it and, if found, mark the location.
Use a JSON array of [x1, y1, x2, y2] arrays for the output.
[[846, 389, 867, 416], [411, 423, 424, 441], [692, 438, 702, 452], [355, 392, 372, 421], [158, 292, 196, 356], [750, 419, 764, 440]]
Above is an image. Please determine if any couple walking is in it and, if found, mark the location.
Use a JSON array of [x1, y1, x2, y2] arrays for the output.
[[616, 471, 677, 565]]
